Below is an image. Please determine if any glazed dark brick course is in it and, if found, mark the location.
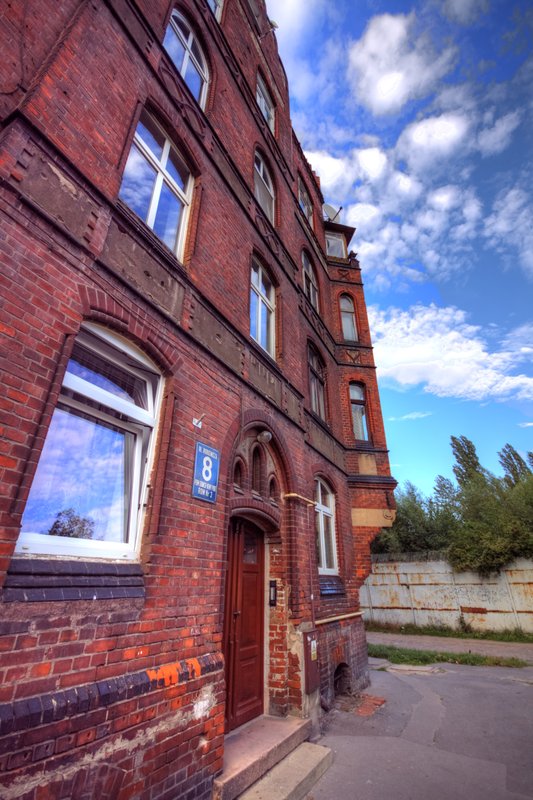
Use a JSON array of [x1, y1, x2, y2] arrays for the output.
[[4, 559, 145, 602]]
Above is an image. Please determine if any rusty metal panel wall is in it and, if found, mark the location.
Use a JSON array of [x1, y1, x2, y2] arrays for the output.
[[361, 558, 533, 633]]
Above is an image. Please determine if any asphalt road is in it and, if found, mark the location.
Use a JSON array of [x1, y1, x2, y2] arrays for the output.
[[308, 659, 533, 800]]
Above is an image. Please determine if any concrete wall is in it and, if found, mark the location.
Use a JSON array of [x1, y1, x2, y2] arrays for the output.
[[360, 556, 533, 633]]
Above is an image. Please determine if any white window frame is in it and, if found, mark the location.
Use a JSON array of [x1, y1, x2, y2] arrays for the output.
[[340, 294, 358, 341], [326, 232, 347, 258], [164, 11, 209, 108], [254, 151, 275, 223], [250, 261, 276, 356], [16, 324, 162, 561], [298, 177, 313, 228], [315, 478, 338, 575], [350, 382, 369, 441], [302, 252, 319, 311], [207, 0, 224, 21], [120, 112, 192, 260], [256, 74, 275, 133]]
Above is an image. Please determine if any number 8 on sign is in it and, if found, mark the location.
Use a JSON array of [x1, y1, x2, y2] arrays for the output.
[[202, 456, 213, 482]]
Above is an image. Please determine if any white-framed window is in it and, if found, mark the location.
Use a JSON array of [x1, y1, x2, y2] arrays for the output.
[[16, 325, 162, 561], [207, 0, 224, 21], [256, 74, 275, 133], [298, 177, 313, 228], [250, 260, 276, 356], [350, 382, 368, 440], [308, 343, 326, 420], [163, 10, 209, 107], [254, 151, 275, 223], [315, 478, 337, 574], [340, 294, 358, 341], [302, 252, 319, 311], [119, 111, 193, 259], [326, 232, 347, 258]]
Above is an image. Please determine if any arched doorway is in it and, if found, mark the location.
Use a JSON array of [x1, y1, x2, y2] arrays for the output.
[[223, 519, 265, 731]]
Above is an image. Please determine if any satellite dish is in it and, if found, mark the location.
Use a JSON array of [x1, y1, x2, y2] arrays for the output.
[[323, 203, 341, 222]]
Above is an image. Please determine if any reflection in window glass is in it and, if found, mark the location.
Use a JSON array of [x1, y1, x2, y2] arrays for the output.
[[207, 0, 224, 21], [163, 12, 209, 107], [298, 177, 313, 228], [17, 326, 161, 560], [302, 252, 319, 311], [254, 152, 275, 223], [256, 74, 275, 132], [21, 406, 131, 543], [315, 479, 337, 574], [119, 111, 192, 259], [350, 383, 368, 440], [153, 182, 182, 251], [308, 344, 326, 420], [340, 295, 358, 341], [250, 261, 275, 356], [326, 232, 346, 258]]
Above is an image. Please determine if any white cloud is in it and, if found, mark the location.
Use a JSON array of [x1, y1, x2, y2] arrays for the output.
[[518, 422, 533, 428], [477, 111, 521, 156], [356, 147, 388, 181], [388, 171, 424, 203], [484, 187, 533, 278], [428, 185, 461, 211], [369, 304, 533, 402], [388, 412, 433, 421], [442, 0, 489, 25], [345, 202, 382, 232], [304, 150, 358, 197], [347, 13, 455, 115], [397, 113, 471, 171]]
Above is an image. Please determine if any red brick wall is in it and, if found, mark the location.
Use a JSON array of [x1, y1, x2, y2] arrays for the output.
[[0, 0, 395, 796]]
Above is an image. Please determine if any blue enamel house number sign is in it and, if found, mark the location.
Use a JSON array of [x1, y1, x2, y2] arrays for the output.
[[192, 442, 220, 503]]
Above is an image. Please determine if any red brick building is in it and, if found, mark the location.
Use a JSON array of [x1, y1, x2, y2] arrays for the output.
[[0, 0, 396, 797]]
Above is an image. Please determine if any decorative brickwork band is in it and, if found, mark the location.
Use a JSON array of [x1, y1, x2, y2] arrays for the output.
[[0, 652, 224, 737], [3, 559, 145, 602]]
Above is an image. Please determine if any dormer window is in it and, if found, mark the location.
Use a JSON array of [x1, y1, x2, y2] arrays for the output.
[[326, 232, 347, 258], [256, 74, 275, 133]]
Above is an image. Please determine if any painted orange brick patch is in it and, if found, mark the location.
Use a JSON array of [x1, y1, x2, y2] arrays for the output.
[[355, 694, 386, 716]]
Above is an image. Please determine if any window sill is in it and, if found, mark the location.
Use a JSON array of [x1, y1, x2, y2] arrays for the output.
[[3, 558, 145, 602]]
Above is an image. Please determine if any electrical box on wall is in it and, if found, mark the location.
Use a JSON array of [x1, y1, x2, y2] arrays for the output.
[[303, 629, 320, 694]]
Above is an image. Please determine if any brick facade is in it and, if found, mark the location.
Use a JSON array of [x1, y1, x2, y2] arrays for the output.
[[0, 0, 396, 797]]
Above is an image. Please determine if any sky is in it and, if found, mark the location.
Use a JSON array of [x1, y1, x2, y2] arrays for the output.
[[266, 0, 533, 496]]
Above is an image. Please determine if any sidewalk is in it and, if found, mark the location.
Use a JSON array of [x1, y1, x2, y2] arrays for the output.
[[310, 659, 533, 799], [366, 630, 533, 664]]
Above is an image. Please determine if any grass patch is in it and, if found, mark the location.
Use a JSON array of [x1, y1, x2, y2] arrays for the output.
[[365, 621, 533, 644], [368, 643, 527, 668]]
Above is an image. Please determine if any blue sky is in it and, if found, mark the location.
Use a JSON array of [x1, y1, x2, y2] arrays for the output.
[[266, 0, 533, 496]]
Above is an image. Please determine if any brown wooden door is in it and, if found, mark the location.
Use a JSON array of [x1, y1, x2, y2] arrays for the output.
[[224, 520, 264, 732]]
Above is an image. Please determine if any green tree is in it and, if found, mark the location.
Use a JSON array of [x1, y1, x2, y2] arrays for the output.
[[372, 482, 449, 554], [48, 508, 94, 539], [498, 443, 531, 488], [451, 435, 485, 487]]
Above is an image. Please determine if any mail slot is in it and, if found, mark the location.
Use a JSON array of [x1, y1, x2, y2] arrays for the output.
[[303, 629, 320, 694]]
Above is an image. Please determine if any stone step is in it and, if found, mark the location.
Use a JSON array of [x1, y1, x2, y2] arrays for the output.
[[213, 716, 312, 800], [238, 742, 333, 800]]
